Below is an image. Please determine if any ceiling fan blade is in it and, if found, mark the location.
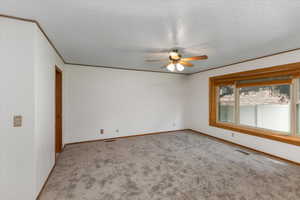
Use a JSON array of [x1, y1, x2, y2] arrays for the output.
[[179, 61, 194, 67], [181, 55, 208, 61]]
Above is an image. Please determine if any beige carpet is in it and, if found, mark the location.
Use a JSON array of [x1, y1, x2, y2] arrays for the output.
[[39, 130, 300, 200]]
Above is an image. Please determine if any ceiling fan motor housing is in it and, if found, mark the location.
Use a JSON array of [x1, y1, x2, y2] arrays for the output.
[[169, 49, 182, 62]]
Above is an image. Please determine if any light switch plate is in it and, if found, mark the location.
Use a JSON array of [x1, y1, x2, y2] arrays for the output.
[[13, 115, 22, 127]]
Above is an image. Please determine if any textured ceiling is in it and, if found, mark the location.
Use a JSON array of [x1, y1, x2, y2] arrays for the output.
[[1, 0, 300, 73]]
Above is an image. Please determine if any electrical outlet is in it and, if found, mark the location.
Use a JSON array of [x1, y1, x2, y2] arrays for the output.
[[116, 129, 119, 133], [100, 129, 104, 134]]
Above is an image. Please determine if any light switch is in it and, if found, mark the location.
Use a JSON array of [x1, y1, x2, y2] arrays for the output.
[[13, 115, 22, 127]]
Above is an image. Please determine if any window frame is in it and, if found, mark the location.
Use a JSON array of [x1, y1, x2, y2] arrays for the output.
[[209, 62, 300, 146]]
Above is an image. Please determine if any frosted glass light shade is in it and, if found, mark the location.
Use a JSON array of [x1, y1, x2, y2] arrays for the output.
[[176, 63, 184, 71], [167, 63, 175, 72]]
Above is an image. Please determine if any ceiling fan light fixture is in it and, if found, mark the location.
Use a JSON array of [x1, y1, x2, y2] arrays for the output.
[[176, 63, 184, 71], [167, 63, 175, 72]]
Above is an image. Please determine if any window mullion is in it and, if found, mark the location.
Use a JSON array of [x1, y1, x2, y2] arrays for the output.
[[216, 86, 220, 123], [234, 82, 240, 125], [292, 79, 299, 136], [291, 79, 298, 136]]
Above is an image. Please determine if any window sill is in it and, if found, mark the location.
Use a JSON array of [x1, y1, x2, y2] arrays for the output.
[[210, 121, 300, 146]]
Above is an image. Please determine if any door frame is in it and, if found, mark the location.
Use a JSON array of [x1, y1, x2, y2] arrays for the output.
[[55, 66, 63, 154]]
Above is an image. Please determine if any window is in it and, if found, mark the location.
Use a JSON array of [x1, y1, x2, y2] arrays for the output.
[[218, 85, 235, 123], [209, 62, 300, 146]]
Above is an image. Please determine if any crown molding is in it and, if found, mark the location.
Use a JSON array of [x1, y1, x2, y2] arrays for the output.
[[189, 47, 300, 75], [65, 62, 189, 75], [2, 13, 300, 76], [0, 14, 66, 63], [0, 14, 188, 75]]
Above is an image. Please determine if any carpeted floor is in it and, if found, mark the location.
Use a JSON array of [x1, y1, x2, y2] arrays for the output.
[[39, 131, 300, 200]]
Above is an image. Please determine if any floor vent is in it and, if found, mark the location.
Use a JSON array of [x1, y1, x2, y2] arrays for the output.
[[265, 158, 287, 165], [104, 139, 116, 142], [235, 149, 250, 155]]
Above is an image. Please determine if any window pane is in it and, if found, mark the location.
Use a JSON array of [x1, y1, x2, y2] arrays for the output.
[[218, 85, 235, 123], [239, 85, 290, 133]]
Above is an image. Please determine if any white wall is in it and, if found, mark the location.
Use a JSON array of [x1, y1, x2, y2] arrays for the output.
[[33, 24, 64, 198], [63, 65, 187, 144], [0, 18, 36, 200], [0, 17, 64, 200], [185, 50, 300, 163]]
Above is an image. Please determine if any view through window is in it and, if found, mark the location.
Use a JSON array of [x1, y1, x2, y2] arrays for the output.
[[218, 85, 235, 123], [239, 85, 290, 133]]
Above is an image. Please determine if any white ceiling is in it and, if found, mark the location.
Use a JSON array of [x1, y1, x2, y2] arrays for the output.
[[1, 0, 300, 73]]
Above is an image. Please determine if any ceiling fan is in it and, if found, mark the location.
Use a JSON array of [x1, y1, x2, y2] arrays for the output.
[[145, 49, 208, 72]]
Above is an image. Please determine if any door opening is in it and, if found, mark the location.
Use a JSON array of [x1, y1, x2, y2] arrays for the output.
[[55, 66, 63, 154]]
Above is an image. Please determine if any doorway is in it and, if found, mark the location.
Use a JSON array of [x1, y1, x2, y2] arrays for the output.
[[55, 66, 63, 154]]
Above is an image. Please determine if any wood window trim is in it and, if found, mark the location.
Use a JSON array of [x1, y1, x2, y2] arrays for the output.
[[236, 79, 292, 88], [209, 62, 300, 146]]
